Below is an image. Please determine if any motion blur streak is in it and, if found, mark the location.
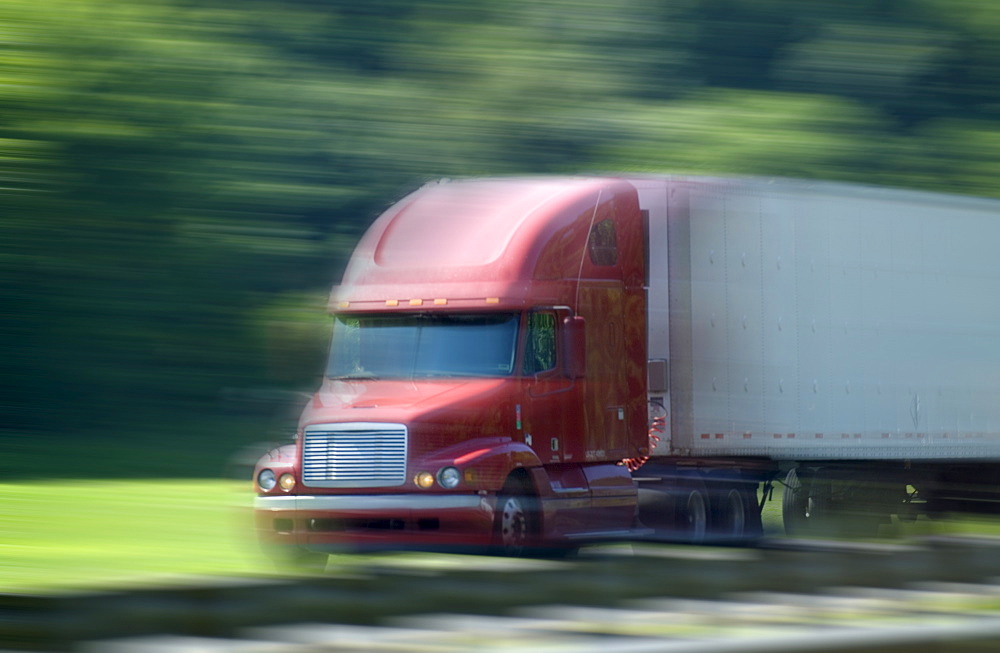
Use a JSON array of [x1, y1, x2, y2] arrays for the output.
[[3, 8, 1000, 650], [4, 0, 1000, 465]]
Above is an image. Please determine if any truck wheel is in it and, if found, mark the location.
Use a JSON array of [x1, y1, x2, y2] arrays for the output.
[[494, 479, 539, 556], [498, 495, 530, 554], [715, 485, 763, 543], [719, 487, 746, 538], [680, 484, 709, 543]]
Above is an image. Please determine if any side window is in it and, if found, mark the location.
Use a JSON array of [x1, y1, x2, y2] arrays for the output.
[[523, 311, 556, 375], [588, 218, 618, 266]]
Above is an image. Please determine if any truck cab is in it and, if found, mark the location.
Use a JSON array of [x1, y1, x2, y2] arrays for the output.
[[254, 177, 649, 559]]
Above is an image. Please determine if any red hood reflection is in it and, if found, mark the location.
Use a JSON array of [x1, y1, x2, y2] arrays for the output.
[[300, 378, 515, 458]]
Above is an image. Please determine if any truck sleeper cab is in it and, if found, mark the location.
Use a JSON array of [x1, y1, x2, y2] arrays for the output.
[[254, 177, 648, 559]]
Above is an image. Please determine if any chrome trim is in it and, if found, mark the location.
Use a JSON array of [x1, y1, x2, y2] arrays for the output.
[[254, 494, 487, 512], [302, 422, 408, 488]]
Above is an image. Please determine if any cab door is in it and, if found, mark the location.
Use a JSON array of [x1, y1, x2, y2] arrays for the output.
[[521, 309, 579, 464], [521, 308, 598, 535]]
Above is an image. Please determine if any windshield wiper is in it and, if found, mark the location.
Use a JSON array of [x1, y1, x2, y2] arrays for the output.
[[329, 372, 380, 380]]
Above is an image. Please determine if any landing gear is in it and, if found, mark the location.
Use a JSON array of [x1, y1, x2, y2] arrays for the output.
[[782, 467, 902, 538]]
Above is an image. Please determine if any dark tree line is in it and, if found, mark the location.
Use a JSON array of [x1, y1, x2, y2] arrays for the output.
[[3, 0, 999, 458]]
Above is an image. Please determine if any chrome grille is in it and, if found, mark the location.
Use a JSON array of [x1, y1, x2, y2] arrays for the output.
[[301, 422, 408, 488]]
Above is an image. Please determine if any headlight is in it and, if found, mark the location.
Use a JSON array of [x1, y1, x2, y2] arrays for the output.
[[437, 466, 461, 489], [278, 473, 296, 491], [257, 469, 277, 491]]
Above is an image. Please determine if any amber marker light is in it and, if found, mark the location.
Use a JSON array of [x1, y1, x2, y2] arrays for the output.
[[485, 297, 500, 304], [337, 301, 350, 309], [409, 298, 423, 306], [415, 472, 435, 489], [278, 473, 296, 491], [434, 298, 447, 305], [386, 299, 399, 307]]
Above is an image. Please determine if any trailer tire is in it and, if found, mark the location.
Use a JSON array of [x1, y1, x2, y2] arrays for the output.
[[782, 468, 805, 535], [782, 468, 828, 536]]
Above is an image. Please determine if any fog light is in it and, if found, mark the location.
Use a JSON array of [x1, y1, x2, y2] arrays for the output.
[[437, 466, 461, 489], [257, 469, 277, 492], [278, 473, 296, 491], [415, 471, 435, 489]]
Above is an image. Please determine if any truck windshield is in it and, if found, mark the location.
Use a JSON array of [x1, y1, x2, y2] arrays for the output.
[[327, 313, 519, 379]]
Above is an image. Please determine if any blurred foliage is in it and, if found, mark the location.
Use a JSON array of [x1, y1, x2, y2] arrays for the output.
[[3, 0, 1000, 474]]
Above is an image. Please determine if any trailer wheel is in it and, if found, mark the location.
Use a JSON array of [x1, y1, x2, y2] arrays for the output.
[[782, 468, 827, 536]]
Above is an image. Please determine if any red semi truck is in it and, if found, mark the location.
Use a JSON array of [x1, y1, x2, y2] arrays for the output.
[[254, 175, 1000, 562]]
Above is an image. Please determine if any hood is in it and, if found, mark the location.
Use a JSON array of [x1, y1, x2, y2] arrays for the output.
[[300, 377, 512, 428]]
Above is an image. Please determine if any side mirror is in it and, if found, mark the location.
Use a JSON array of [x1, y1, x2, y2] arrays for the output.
[[562, 316, 586, 379]]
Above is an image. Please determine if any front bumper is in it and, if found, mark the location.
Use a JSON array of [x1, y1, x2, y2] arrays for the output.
[[254, 493, 497, 553]]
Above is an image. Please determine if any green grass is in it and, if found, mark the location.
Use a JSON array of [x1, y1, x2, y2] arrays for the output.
[[0, 479, 274, 592], [7, 479, 1000, 594]]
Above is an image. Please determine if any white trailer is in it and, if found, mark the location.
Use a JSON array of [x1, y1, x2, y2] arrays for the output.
[[630, 176, 1000, 536]]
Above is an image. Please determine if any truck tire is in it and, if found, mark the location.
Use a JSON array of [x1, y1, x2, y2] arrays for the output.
[[709, 482, 763, 543], [493, 476, 540, 556], [718, 487, 746, 538], [496, 494, 530, 554], [680, 483, 709, 543]]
